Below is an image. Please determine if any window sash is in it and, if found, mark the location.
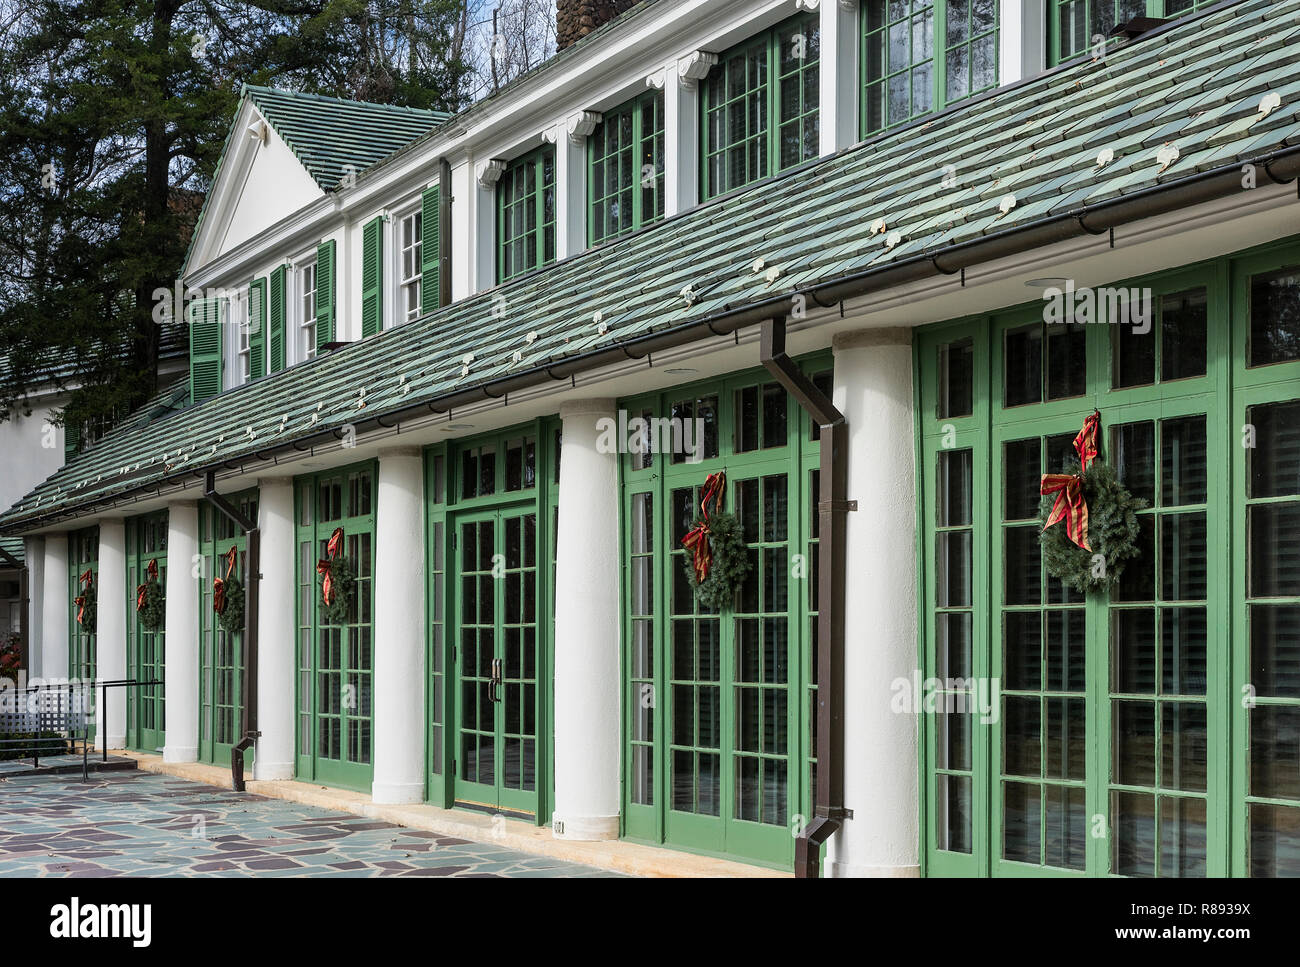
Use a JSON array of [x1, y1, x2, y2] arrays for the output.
[[1049, 1, 1212, 66], [861, 0, 999, 138], [498, 145, 556, 284], [702, 11, 820, 201], [300, 261, 317, 361], [588, 89, 666, 247], [401, 212, 423, 323]]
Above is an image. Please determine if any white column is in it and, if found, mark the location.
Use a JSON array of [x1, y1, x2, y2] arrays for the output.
[[672, 63, 700, 214], [256, 478, 296, 780], [24, 536, 44, 679], [827, 328, 919, 877], [821, 0, 860, 154], [553, 399, 621, 840], [473, 162, 498, 294], [96, 517, 128, 748], [553, 122, 589, 260], [39, 533, 68, 681], [451, 160, 474, 301], [371, 447, 426, 804], [163, 501, 200, 763]]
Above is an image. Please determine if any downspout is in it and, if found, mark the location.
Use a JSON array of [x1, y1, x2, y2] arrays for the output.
[[760, 316, 850, 879], [203, 470, 260, 792], [439, 158, 453, 308]]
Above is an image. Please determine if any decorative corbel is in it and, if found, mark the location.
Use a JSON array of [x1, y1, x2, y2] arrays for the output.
[[645, 67, 667, 91], [677, 51, 719, 90], [475, 159, 507, 189], [566, 111, 602, 144]]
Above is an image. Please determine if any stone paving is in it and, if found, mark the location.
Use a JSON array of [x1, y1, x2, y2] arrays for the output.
[[0, 769, 619, 878]]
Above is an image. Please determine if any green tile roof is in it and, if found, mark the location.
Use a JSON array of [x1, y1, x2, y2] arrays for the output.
[[4, 0, 1299, 532], [0, 538, 22, 566], [243, 85, 450, 191]]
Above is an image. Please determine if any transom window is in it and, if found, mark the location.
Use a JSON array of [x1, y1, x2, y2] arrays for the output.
[[862, 0, 999, 137], [589, 89, 665, 246], [400, 211, 422, 325], [702, 11, 820, 201], [298, 260, 317, 363], [498, 145, 556, 284]]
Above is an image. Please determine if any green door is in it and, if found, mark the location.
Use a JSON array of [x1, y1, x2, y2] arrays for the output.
[[126, 512, 167, 753], [453, 505, 540, 819], [198, 497, 256, 770], [294, 465, 375, 793], [69, 527, 98, 744]]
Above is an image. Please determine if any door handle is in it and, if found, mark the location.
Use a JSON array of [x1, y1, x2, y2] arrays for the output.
[[489, 658, 502, 703]]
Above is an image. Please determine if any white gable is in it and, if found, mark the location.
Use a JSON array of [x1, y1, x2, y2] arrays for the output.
[[188, 101, 324, 275]]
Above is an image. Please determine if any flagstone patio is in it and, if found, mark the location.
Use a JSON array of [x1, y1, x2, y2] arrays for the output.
[[0, 769, 620, 878]]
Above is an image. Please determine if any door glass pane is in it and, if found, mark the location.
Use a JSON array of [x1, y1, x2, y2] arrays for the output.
[[937, 337, 974, 419], [1248, 266, 1300, 367]]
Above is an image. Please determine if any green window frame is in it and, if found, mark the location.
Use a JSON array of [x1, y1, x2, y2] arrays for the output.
[[198, 492, 258, 768], [1049, 0, 1217, 66], [618, 358, 828, 870], [701, 11, 821, 202], [497, 145, 556, 284], [294, 462, 377, 792], [861, 0, 999, 137], [588, 89, 666, 247], [69, 526, 98, 686], [424, 422, 560, 824], [916, 235, 1300, 877], [125, 511, 167, 754]]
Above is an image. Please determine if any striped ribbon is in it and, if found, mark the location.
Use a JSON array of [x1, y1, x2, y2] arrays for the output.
[[213, 546, 237, 614], [681, 471, 726, 585], [317, 527, 345, 606], [135, 558, 159, 611], [1041, 411, 1101, 552]]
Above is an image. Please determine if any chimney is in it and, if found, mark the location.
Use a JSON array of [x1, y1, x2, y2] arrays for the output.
[[556, 0, 638, 51]]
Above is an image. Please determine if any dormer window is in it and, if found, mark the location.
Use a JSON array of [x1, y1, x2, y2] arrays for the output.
[[234, 291, 251, 386], [701, 11, 821, 201], [589, 89, 665, 246], [400, 211, 423, 324], [498, 145, 556, 284], [1050, 1, 1214, 64], [862, 1, 999, 137]]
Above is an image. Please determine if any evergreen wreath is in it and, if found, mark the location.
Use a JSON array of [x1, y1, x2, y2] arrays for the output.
[[319, 555, 357, 625], [217, 577, 245, 634], [681, 511, 751, 611], [74, 579, 97, 634], [137, 579, 166, 632], [1039, 458, 1148, 595]]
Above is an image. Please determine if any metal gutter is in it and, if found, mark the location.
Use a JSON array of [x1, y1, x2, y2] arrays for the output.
[[760, 317, 849, 879], [7, 145, 1300, 533], [203, 471, 260, 792]]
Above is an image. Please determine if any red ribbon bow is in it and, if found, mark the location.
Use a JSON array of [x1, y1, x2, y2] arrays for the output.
[[681, 472, 727, 585], [136, 558, 159, 611], [1041, 411, 1101, 552], [213, 546, 237, 615], [75, 569, 93, 625], [317, 527, 345, 606]]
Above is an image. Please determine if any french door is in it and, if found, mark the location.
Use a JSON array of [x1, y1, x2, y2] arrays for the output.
[[452, 505, 540, 818], [126, 512, 166, 753]]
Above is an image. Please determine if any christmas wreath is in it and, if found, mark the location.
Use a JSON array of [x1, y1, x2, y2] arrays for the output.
[[317, 527, 357, 625], [1038, 411, 1148, 595], [680, 471, 752, 611], [136, 559, 166, 632], [213, 546, 245, 635], [74, 569, 96, 633]]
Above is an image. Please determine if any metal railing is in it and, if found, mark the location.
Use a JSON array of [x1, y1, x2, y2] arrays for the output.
[[0, 679, 164, 782]]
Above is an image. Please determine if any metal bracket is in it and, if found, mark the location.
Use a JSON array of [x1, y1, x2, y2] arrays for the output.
[[820, 499, 858, 513]]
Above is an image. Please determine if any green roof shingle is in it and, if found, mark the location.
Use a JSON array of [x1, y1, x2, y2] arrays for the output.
[[243, 85, 450, 191], [4, 0, 1298, 532]]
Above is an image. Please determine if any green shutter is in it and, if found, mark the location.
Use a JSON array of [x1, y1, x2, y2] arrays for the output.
[[269, 265, 287, 373], [63, 419, 80, 461], [421, 186, 440, 315], [188, 296, 222, 403], [249, 277, 267, 379], [361, 216, 383, 337], [316, 239, 336, 351]]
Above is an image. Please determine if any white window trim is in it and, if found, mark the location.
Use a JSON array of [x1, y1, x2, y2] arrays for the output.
[[289, 251, 317, 366], [224, 287, 250, 390], [393, 206, 423, 330]]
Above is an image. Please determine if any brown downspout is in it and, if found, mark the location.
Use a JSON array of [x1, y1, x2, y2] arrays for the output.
[[439, 158, 453, 309], [760, 316, 851, 879], [203, 470, 260, 792]]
